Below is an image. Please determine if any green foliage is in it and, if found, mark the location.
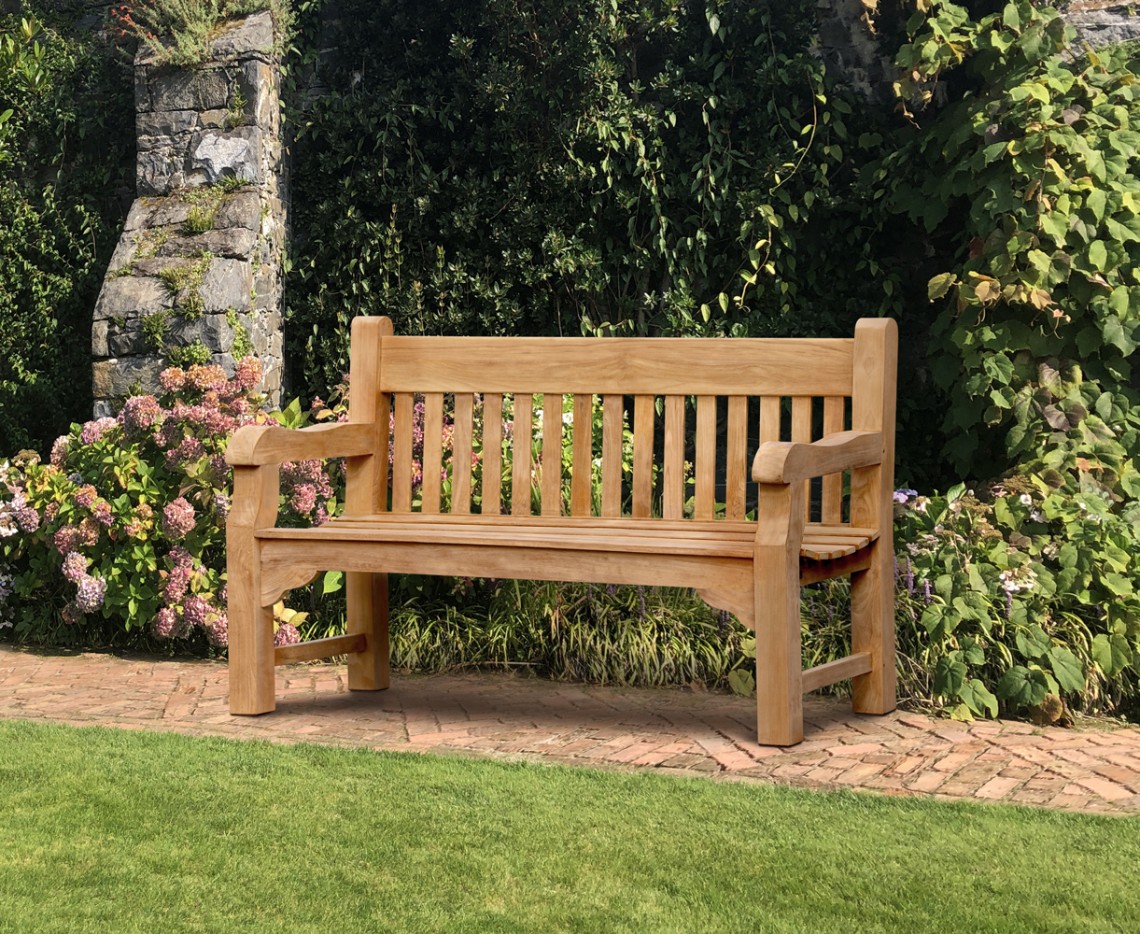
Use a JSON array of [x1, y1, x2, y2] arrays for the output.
[[883, 1, 1140, 479], [0, 10, 133, 454], [110, 1, 289, 67], [285, 0, 901, 396]]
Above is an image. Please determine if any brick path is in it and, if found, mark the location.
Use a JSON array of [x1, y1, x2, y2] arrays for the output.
[[2, 645, 1139, 816]]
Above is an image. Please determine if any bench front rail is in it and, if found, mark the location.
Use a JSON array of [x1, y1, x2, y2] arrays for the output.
[[226, 316, 898, 746]]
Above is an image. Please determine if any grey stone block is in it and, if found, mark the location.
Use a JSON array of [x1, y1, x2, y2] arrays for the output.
[[137, 109, 198, 138], [200, 258, 253, 313], [93, 356, 165, 400], [169, 313, 235, 353], [209, 11, 275, 61], [215, 190, 262, 229], [151, 68, 229, 112], [190, 127, 263, 186], [91, 319, 110, 357], [94, 276, 172, 320], [157, 227, 258, 259]]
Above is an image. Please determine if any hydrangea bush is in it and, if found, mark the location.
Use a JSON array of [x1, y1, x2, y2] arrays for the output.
[[0, 358, 341, 649]]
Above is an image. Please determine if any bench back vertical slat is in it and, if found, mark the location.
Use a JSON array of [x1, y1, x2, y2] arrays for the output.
[[512, 393, 534, 516], [345, 315, 391, 515], [541, 393, 562, 516], [602, 394, 623, 517], [725, 396, 748, 520], [662, 395, 685, 519], [570, 394, 593, 516], [791, 396, 813, 520], [482, 393, 503, 516], [421, 392, 444, 514], [821, 396, 846, 524], [452, 393, 474, 513], [694, 395, 716, 519], [391, 392, 414, 513], [632, 395, 655, 518]]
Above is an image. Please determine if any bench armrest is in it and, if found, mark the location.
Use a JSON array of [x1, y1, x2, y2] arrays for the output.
[[225, 422, 376, 467], [751, 430, 882, 485]]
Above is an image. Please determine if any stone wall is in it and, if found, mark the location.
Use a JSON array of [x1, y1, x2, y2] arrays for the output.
[[91, 11, 284, 416]]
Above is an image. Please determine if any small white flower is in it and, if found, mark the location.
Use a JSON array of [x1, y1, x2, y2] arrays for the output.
[[1019, 493, 1032, 506]]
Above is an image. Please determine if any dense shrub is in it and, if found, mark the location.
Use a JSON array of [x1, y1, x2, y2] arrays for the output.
[[0, 358, 331, 648], [0, 9, 133, 454]]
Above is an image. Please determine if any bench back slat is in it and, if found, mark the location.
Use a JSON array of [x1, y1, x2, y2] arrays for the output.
[[821, 396, 846, 524], [512, 393, 534, 517], [725, 396, 748, 520], [482, 392, 503, 516], [541, 394, 562, 516], [452, 393, 474, 514], [663, 396, 685, 520], [570, 394, 594, 517], [694, 395, 716, 520], [632, 395, 655, 519], [601, 394, 623, 517], [378, 336, 854, 396], [391, 392, 415, 513], [420, 392, 444, 513]]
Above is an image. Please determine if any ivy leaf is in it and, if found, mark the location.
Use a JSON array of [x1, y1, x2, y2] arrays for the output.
[[1087, 240, 1107, 271], [1102, 572, 1133, 597], [934, 656, 967, 696], [1047, 646, 1084, 693], [727, 668, 754, 696], [322, 570, 344, 595], [1085, 188, 1106, 222], [1100, 318, 1136, 355]]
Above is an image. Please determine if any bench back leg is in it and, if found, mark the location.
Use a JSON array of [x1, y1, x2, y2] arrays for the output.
[[754, 482, 806, 746], [227, 466, 278, 715], [346, 571, 390, 691], [850, 534, 896, 715]]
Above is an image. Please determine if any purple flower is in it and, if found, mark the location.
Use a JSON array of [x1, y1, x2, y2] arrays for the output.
[[904, 559, 915, 595], [274, 622, 300, 647], [119, 395, 164, 433], [14, 506, 39, 533], [923, 579, 933, 606], [162, 565, 192, 606], [168, 546, 193, 568], [162, 497, 196, 541], [61, 551, 89, 583], [213, 493, 230, 519], [79, 417, 118, 445], [893, 489, 918, 504], [152, 607, 179, 639], [53, 526, 82, 556], [74, 575, 106, 613], [207, 614, 228, 648], [74, 484, 97, 509], [91, 499, 114, 527], [182, 595, 211, 629], [50, 436, 69, 467]]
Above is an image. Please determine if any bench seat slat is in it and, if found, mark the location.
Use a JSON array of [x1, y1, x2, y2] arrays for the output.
[[259, 517, 877, 562]]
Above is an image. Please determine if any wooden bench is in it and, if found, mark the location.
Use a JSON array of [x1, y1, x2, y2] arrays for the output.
[[225, 316, 898, 746]]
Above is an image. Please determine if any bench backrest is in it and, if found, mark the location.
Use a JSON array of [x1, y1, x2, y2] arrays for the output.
[[346, 317, 897, 525]]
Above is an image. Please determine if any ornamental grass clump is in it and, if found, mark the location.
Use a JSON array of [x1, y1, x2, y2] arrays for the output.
[[0, 358, 340, 649]]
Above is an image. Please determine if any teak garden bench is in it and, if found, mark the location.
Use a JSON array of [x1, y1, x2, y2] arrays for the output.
[[225, 316, 898, 745]]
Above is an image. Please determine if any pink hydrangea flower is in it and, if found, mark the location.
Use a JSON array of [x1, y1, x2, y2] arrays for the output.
[[162, 564, 192, 605], [78, 518, 101, 547], [206, 613, 228, 648], [182, 594, 210, 629], [274, 622, 300, 647], [159, 367, 186, 392], [185, 363, 227, 392], [168, 546, 192, 568], [50, 437, 69, 467], [74, 485, 97, 509], [162, 497, 196, 541], [79, 417, 118, 445], [53, 526, 82, 556], [233, 357, 262, 391], [61, 551, 89, 582], [74, 575, 106, 614], [15, 505, 39, 532], [152, 607, 179, 639], [91, 499, 114, 527], [289, 484, 317, 515], [119, 395, 164, 433]]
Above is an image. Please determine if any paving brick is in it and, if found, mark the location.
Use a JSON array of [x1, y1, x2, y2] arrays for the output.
[[3, 645, 1140, 815]]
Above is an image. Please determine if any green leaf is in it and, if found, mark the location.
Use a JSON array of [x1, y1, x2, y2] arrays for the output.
[[1103, 572, 1133, 597], [1015, 625, 1050, 660], [934, 656, 967, 696], [1047, 646, 1084, 693], [1101, 317, 1137, 355], [727, 668, 754, 697], [1087, 240, 1107, 271], [959, 679, 998, 718], [708, 13, 720, 35], [322, 571, 344, 595], [996, 665, 1048, 708], [1091, 633, 1132, 677], [927, 272, 954, 301]]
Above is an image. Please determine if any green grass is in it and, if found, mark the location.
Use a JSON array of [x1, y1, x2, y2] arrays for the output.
[[0, 721, 1136, 933]]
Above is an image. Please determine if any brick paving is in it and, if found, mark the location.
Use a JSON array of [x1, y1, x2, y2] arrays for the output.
[[2, 644, 1139, 816]]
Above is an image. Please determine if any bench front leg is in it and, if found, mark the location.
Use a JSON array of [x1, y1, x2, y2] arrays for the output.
[[227, 464, 281, 715], [754, 481, 807, 746], [346, 571, 390, 692]]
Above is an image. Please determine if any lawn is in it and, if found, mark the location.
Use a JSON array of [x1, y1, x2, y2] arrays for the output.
[[0, 720, 1136, 933]]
